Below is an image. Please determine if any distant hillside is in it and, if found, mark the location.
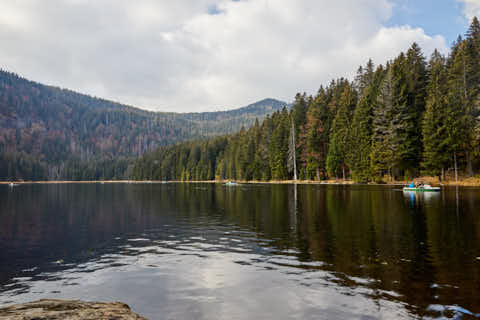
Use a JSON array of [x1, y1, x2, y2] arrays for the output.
[[183, 98, 288, 135], [0, 70, 287, 180], [184, 98, 287, 120]]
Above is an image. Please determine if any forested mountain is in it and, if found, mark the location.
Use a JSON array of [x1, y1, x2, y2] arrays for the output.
[[133, 17, 480, 183], [182, 98, 288, 135], [0, 71, 286, 180]]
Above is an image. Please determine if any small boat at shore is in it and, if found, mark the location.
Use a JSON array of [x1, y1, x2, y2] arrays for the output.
[[224, 181, 239, 186], [403, 184, 440, 192]]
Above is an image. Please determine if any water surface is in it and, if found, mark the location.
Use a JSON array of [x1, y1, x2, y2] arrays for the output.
[[0, 183, 479, 319]]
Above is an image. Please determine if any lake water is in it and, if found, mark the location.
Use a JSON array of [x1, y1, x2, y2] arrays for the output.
[[0, 183, 479, 319]]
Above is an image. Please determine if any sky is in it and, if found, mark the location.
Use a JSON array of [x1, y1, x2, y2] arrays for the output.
[[0, 0, 479, 112]]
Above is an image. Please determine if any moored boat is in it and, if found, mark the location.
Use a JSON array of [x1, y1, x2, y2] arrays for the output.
[[403, 184, 440, 192]]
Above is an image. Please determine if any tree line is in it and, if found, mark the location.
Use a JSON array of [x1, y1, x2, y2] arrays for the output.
[[133, 17, 480, 183]]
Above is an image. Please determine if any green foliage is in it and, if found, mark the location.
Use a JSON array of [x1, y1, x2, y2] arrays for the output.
[[326, 82, 357, 179], [371, 66, 395, 180], [349, 64, 383, 182], [269, 109, 290, 180], [445, 41, 471, 160], [387, 49, 426, 178], [422, 50, 450, 177], [298, 87, 332, 180]]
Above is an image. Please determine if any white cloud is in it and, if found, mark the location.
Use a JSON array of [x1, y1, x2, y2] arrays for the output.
[[458, 0, 480, 21], [0, 0, 447, 112]]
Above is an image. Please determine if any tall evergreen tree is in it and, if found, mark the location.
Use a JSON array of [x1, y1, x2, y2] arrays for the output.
[[349, 65, 384, 182], [291, 93, 308, 131], [371, 65, 395, 181], [298, 87, 332, 180], [405, 43, 428, 173], [422, 50, 450, 179], [447, 40, 471, 179], [269, 108, 290, 180], [465, 17, 480, 171], [326, 83, 357, 179], [354, 59, 375, 98], [254, 116, 273, 180]]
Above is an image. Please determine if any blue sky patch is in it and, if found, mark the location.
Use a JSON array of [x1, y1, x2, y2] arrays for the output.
[[387, 0, 469, 45]]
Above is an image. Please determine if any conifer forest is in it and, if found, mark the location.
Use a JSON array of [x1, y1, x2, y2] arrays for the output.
[[0, 71, 285, 181], [133, 18, 480, 183]]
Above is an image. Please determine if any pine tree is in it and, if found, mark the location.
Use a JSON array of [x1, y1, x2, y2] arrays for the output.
[[354, 59, 375, 98], [253, 116, 273, 180], [405, 43, 428, 175], [349, 65, 384, 182], [298, 87, 331, 180], [465, 17, 480, 171], [383, 47, 427, 179], [291, 93, 308, 130], [422, 50, 450, 179], [269, 108, 290, 180], [371, 65, 395, 181], [383, 52, 420, 179], [326, 83, 356, 179], [447, 40, 471, 179]]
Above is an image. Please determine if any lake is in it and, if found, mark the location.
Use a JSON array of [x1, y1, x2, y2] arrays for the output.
[[0, 183, 479, 319]]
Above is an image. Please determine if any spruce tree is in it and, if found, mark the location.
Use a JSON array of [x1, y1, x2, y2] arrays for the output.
[[354, 59, 375, 98], [447, 41, 471, 179], [371, 65, 395, 181], [298, 87, 331, 180], [254, 116, 273, 180], [326, 83, 356, 179], [349, 65, 384, 182], [269, 108, 289, 180], [465, 17, 480, 172], [382, 47, 427, 179], [292, 93, 308, 131], [405, 43, 428, 175], [422, 50, 450, 179]]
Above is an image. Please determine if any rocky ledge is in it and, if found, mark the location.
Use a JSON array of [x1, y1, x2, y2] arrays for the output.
[[0, 299, 146, 319]]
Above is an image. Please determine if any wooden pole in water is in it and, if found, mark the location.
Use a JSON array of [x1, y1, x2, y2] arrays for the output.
[[454, 151, 458, 183], [291, 118, 297, 181]]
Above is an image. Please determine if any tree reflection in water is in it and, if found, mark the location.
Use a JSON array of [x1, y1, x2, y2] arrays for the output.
[[0, 183, 479, 319]]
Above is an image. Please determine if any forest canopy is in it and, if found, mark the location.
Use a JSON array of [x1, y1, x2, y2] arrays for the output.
[[0, 69, 285, 181]]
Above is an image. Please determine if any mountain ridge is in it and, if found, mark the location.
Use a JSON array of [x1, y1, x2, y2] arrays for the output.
[[0, 69, 287, 180]]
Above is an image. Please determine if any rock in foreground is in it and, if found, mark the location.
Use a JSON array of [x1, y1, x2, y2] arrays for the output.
[[0, 299, 146, 319]]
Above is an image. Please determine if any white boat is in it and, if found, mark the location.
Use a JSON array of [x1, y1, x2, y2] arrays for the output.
[[403, 184, 440, 192], [224, 181, 238, 186], [8, 183, 22, 187]]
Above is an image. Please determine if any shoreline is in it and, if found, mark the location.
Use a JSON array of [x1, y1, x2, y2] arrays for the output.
[[2, 177, 480, 187]]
